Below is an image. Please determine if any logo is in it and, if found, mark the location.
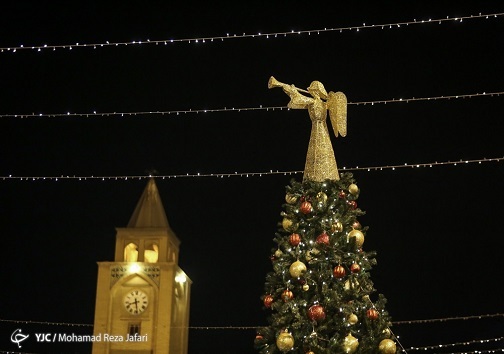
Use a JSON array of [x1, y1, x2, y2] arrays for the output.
[[11, 329, 29, 348]]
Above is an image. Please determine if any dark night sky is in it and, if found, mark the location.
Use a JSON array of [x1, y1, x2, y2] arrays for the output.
[[1, 2, 503, 353]]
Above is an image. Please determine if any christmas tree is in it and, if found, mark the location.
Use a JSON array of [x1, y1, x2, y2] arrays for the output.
[[254, 78, 398, 353]]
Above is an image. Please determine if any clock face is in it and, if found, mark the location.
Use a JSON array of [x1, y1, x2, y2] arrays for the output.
[[123, 289, 149, 315]]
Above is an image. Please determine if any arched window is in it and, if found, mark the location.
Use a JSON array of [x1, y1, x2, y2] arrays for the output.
[[124, 243, 138, 262], [144, 243, 159, 263]]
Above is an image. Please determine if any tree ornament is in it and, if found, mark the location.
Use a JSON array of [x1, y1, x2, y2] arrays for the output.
[[347, 229, 365, 248], [348, 183, 359, 195], [305, 252, 312, 261], [342, 333, 359, 353], [263, 294, 274, 308], [316, 191, 328, 209], [350, 263, 361, 273], [366, 308, 379, 320], [307, 304, 326, 321], [289, 260, 307, 278], [379, 339, 397, 354], [276, 331, 295, 352], [302, 284, 309, 291], [275, 249, 283, 257], [347, 200, 357, 209], [289, 233, 301, 246], [352, 220, 361, 230], [333, 265, 346, 278], [285, 193, 297, 204], [316, 231, 330, 246], [344, 279, 359, 291], [281, 289, 293, 302], [300, 201, 313, 214], [348, 313, 358, 325], [331, 221, 343, 233], [338, 190, 346, 199], [282, 217, 298, 232], [306, 351, 315, 354], [382, 328, 391, 338]]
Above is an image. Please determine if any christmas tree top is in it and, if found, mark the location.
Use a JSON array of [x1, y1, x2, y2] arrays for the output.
[[268, 76, 347, 182]]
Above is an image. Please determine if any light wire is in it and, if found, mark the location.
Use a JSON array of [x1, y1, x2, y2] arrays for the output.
[[0, 91, 502, 119], [0, 12, 502, 53], [2, 157, 502, 181]]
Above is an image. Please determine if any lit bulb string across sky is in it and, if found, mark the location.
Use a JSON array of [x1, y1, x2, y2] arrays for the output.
[[2, 157, 502, 181], [0, 12, 502, 53], [0, 313, 501, 328], [0, 91, 502, 119], [407, 337, 504, 352]]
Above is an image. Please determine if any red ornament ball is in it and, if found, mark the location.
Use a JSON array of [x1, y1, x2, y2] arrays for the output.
[[255, 334, 263, 341], [347, 200, 357, 209], [352, 220, 362, 230], [333, 265, 346, 278], [282, 289, 293, 302], [316, 231, 330, 246], [263, 294, 274, 308], [367, 308, 379, 320], [289, 233, 301, 246], [300, 201, 313, 214], [350, 263, 361, 273], [308, 304, 326, 321], [339, 190, 346, 199]]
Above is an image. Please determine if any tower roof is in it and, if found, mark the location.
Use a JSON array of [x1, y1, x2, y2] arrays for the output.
[[127, 178, 170, 228]]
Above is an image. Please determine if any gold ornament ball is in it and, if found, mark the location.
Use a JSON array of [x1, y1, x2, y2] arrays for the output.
[[276, 332, 294, 352], [282, 217, 298, 232], [379, 339, 396, 354], [275, 249, 283, 257], [348, 313, 358, 325], [344, 279, 359, 291], [302, 284, 309, 291], [331, 221, 343, 233], [305, 252, 312, 261], [342, 333, 359, 353], [316, 191, 328, 206], [348, 229, 365, 248], [285, 193, 297, 204], [289, 260, 307, 278], [382, 328, 391, 338], [348, 184, 359, 195]]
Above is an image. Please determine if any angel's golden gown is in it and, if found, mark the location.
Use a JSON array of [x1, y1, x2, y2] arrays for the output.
[[284, 89, 340, 182], [304, 97, 340, 181]]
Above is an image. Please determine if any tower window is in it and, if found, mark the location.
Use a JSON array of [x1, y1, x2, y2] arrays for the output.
[[144, 243, 159, 263], [124, 243, 139, 262], [128, 322, 141, 337]]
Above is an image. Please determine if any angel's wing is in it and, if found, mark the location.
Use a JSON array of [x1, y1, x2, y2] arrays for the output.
[[327, 91, 347, 137]]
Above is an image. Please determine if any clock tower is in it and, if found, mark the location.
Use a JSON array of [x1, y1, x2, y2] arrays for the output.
[[92, 178, 191, 354]]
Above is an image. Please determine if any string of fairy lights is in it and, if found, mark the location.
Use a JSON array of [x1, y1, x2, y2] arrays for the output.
[[1, 312, 501, 328], [0, 91, 501, 119], [2, 157, 502, 181], [0, 12, 501, 53], [1, 314, 502, 353]]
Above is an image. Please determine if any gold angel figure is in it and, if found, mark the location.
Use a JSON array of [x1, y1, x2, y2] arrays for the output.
[[268, 76, 347, 182]]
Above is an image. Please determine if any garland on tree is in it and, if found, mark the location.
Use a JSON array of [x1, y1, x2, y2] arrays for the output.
[[255, 173, 397, 354]]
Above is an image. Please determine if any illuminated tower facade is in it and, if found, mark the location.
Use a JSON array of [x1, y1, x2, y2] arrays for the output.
[[92, 178, 191, 354]]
